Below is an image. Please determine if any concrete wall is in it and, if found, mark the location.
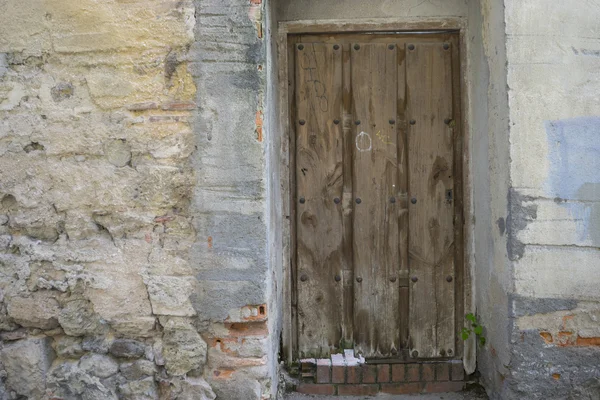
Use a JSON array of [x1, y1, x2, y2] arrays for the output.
[[495, 0, 600, 398]]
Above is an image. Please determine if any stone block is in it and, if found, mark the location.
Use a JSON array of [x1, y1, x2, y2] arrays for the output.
[[118, 377, 157, 400], [54, 336, 84, 358], [6, 291, 60, 329], [119, 360, 157, 381], [0, 337, 55, 398], [162, 318, 207, 376], [79, 354, 119, 378], [109, 339, 146, 359], [58, 299, 105, 337], [146, 276, 197, 317]]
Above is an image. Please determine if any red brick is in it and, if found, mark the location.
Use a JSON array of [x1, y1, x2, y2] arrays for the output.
[[316, 359, 331, 383], [347, 365, 361, 383], [160, 101, 197, 111], [451, 363, 465, 381], [424, 381, 465, 393], [436, 363, 450, 381], [377, 364, 390, 382], [392, 364, 406, 382], [422, 364, 435, 381], [296, 384, 336, 395], [338, 384, 379, 396], [361, 365, 377, 383], [406, 364, 420, 382], [332, 365, 345, 383], [381, 382, 423, 394]]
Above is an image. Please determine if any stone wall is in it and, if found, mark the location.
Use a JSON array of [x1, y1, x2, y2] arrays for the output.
[[0, 0, 274, 398]]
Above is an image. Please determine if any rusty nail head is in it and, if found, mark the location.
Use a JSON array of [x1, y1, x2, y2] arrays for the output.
[[443, 43, 450, 50], [410, 119, 416, 125], [388, 44, 395, 50], [445, 118, 452, 125], [334, 44, 340, 50], [390, 197, 396, 203], [299, 119, 306, 125], [299, 197, 305, 204], [354, 44, 360, 50], [356, 277, 363, 283], [298, 44, 304, 50], [334, 119, 340, 125], [335, 275, 341, 282], [408, 44, 415, 50], [412, 350, 419, 358], [389, 119, 396, 125], [390, 277, 397, 282], [300, 274, 308, 282], [411, 276, 418, 283], [411, 197, 417, 204], [446, 275, 453, 282], [334, 197, 341, 204], [355, 198, 362, 204], [355, 120, 361, 125]]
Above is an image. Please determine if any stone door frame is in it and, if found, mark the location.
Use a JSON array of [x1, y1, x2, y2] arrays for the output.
[[276, 16, 476, 373]]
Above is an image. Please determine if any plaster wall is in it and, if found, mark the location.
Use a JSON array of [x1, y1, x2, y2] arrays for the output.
[[495, 0, 600, 398]]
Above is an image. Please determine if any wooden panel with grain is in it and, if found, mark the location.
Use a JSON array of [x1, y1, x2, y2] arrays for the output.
[[351, 43, 400, 358], [295, 42, 345, 358], [406, 42, 456, 359]]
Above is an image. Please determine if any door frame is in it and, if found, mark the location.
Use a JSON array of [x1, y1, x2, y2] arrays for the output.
[[277, 17, 475, 371]]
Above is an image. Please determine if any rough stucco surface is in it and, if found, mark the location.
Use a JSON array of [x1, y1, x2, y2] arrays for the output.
[[0, 0, 275, 398]]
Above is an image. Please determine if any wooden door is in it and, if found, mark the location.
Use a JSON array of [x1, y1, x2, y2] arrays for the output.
[[292, 33, 462, 360]]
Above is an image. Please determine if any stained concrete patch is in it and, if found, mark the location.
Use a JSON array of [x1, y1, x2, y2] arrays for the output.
[[507, 188, 537, 261], [510, 294, 578, 317], [505, 330, 600, 399]]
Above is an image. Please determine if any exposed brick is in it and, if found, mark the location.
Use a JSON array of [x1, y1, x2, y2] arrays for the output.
[[436, 363, 450, 381], [392, 364, 406, 382], [381, 382, 423, 394], [316, 359, 331, 383], [406, 364, 420, 382], [423, 381, 465, 393], [160, 101, 197, 111], [347, 365, 361, 383], [361, 364, 377, 383], [337, 384, 379, 395], [296, 384, 336, 395], [451, 362, 465, 381], [377, 364, 390, 382], [422, 364, 435, 381], [332, 365, 345, 383], [576, 336, 600, 346]]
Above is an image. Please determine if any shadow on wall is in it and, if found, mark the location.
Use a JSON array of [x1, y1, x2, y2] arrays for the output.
[[545, 116, 600, 247]]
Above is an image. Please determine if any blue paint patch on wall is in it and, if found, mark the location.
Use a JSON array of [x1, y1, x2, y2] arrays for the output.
[[545, 116, 600, 246], [545, 116, 600, 200]]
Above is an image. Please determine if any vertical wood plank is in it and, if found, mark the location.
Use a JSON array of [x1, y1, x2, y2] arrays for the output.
[[396, 42, 410, 350], [406, 42, 455, 359], [295, 42, 345, 357], [351, 43, 400, 358]]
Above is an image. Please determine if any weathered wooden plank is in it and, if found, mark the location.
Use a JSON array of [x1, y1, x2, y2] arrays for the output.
[[406, 42, 455, 359], [396, 43, 410, 350], [295, 42, 345, 358], [351, 43, 400, 358]]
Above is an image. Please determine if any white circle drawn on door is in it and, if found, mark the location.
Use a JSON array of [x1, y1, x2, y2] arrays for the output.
[[355, 131, 372, 152]]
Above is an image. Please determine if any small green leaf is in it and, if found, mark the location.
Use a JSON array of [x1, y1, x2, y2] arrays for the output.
[[479, 337, 486, 346], [474, 325, 483, 336], [461, 331, 470, 341], [466, 313, 477, 323]]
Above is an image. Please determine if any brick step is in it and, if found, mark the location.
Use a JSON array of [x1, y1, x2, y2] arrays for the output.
[[295, 350, 467, 396]]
